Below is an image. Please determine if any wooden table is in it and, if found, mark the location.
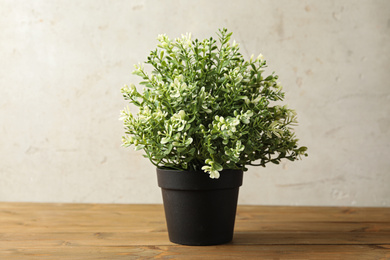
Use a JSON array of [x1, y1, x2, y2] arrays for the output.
[[0, 203, 389, 259]]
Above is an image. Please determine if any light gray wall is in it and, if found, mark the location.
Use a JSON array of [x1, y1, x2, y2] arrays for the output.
[[1, 0, 389, 206]]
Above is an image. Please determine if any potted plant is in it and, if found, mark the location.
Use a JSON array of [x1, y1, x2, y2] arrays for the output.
[[120, 28, 307, 246]]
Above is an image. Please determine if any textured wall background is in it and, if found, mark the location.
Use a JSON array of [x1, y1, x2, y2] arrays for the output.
[[1, 0, 389, 206]]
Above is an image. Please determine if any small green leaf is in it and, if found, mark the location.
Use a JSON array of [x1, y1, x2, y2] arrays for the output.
[[134, 144, 145, 151], [161, 137, 170, 144]]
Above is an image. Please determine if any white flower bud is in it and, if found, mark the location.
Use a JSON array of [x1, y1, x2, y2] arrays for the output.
[[257, 53, 264, 62]]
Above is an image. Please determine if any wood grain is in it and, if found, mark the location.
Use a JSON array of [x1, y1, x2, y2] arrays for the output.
[[0, 202, 389, 259]]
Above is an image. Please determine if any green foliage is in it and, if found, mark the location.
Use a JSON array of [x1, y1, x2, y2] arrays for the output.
[[121, 28, 307, 178]]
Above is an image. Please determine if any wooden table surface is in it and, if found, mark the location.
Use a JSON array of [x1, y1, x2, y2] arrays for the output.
[[0, 203, 389, 259]]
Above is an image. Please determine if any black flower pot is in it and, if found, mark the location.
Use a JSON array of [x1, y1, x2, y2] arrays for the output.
[[157, 168, 243, 246]]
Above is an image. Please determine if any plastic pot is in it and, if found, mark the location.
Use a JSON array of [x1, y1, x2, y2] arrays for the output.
[[157, 168, 243, 246]]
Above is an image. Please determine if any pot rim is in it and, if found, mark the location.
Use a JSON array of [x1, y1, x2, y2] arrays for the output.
[[156, 168, 243, 191]]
